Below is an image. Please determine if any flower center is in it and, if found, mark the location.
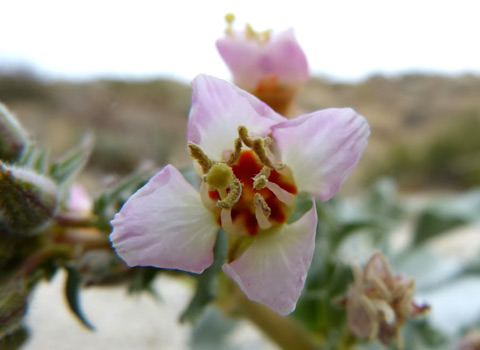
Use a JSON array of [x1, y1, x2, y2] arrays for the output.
[[189, 126, 297, 237]]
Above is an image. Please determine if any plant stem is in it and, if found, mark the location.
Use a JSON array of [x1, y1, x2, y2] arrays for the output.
[[232, 283, 320, 350]]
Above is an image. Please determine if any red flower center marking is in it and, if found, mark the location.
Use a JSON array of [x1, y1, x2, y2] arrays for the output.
[[209, 149, 297, 236]]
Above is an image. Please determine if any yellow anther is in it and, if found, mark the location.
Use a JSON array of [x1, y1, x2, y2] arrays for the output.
[[253, 165, 272, 190], [244, 23, 271, 44], [226, 137, 243, 165], [245, 23, 256, 39], [254, 193, 271, 218], [253, 175, 268, 190], [252, 138, 275, 168], [206, 163, 234, 190], [217, 178, 242, 209], [225, 13, 235, 36], [238, 125, 253, 148], [188, 142, 212, 174], [225, 13, 235, 25]]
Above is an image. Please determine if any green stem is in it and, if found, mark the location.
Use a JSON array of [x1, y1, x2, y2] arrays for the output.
[[232, 283, 320, 350]]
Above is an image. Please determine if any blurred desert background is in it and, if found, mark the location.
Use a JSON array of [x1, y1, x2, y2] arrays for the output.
[[2, 69, 479, 195]]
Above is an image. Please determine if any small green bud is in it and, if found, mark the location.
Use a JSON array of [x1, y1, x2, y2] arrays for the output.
[[0, 103, 29, 162], [0, 162, 58, 235]]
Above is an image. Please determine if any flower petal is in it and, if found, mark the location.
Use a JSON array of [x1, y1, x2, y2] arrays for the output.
[[259, 29, 309, 86], [110, 165, 218, 273], [187, 75, 285, 160], [216, 33, 262, 91], [222, 201, 317, 315], [272, 108, 370, 201], [216, 28, 309, 90]]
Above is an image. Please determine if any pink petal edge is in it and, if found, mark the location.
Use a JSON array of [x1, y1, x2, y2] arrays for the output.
[[187, 75, 285, 161], [110, 165, 219, 273], [272, 108, 370, 201], [222, 201, 317, 315]]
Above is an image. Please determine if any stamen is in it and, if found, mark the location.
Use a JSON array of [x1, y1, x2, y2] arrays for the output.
[[238, 125, 253, 148], [188, 142, 212, 173], [226, 137, 243, 165], [253, 166, 271, 190], [220, 208, 235, 234], [254, 193, 272, 230], [374, 300, 396, 325], [258, 166, 272, 177], [244, 23, 271, 44], [266, 182, 296, 206], [359, 295, 380, 340], [253, 175, 268, 190], [263, 137, 272, 147], [199, 181, 217, 211], [369, 274, 392, 302], [206, 163, 234, 191], [252, 138, 275, 168], [245, 23, 255, 39], [217, 178, 242, 209]]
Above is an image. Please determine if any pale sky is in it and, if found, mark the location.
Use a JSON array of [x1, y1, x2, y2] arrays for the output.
[[1, 0, 479, 83]]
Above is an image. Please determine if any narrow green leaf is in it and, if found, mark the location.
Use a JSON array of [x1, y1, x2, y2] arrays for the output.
[[180, 229, 228, 323], [93, 167, 150, 221], [49, 133, 94, 184], [64, 266, 94, 330], [16, 143, 48, 173]]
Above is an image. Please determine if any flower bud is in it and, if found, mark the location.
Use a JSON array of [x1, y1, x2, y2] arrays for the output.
[[344, 252, 430, 347], [458, 330, 480, 350], [0, 103, 29, 162], [0, 162, 58, 235]]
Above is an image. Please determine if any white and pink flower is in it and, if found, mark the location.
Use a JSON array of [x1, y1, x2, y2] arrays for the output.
[[110, 75, 370, 315], [216, 15, 309, 115]]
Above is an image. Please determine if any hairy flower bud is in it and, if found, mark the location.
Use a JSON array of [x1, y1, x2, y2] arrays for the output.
[[0, 162, 58, 235], [0, 103, 29, 162]]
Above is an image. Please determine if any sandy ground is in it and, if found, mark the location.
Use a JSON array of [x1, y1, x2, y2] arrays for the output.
[[20, 218, 480, 349], [22, 273, 278, 350]]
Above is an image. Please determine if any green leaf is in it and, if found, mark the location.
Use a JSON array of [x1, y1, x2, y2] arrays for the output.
[[413, 189, 480, 245], [189, 307, 238, 350], [128, 267, 159, 295], [0, 278, 28, 340], [0, 103, 29, 162], [64, 266, 94, 330], [49, 133, 94, 184], [180, 229, 228, 323], [0, 326, 29, 350], [288, 192, 313, 224], [93, 167, 150, 223], [16, 143, 48, 174], [400, 319, 449, 350], [294, 257, 352, 334], [365, 177, 403, 220]]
